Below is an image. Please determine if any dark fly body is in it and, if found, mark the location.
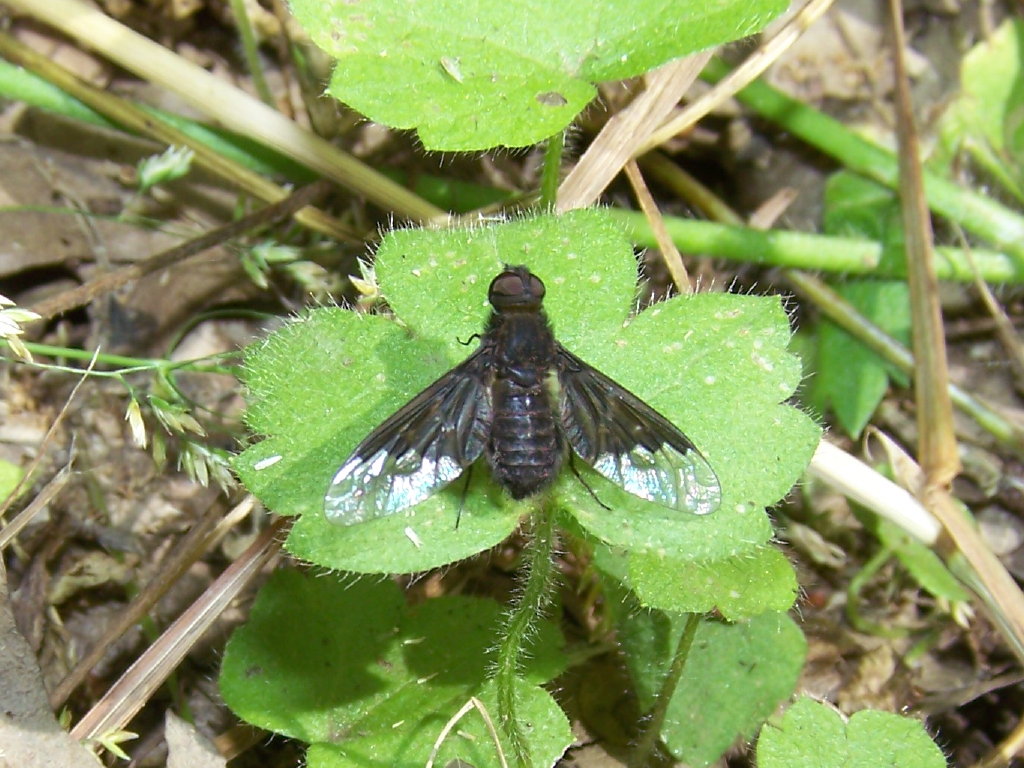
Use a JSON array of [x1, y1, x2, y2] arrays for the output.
[[325, 266, 721, 524]]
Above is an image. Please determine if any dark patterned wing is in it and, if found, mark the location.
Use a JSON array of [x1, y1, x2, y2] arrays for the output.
[[556, 346, 720, 515], [324, 348, 492, 525]]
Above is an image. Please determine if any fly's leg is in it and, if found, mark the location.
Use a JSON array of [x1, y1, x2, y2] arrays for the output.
[[568, 454, 611, 511], [455, 463, 475, 529]]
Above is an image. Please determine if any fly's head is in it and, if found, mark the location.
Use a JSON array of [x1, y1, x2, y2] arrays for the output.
[[488, 265, 545, 313]]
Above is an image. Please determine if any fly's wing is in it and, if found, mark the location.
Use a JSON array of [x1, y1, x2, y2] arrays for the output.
[[556, 346, 721, 515], [324, 348, 492, 525]]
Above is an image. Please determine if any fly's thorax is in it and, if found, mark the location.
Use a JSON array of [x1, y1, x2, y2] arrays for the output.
[[486, 308, 557, 372]]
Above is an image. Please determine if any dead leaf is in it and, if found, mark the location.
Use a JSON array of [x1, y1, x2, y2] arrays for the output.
[[166, 709, 226, 768], [0, 561, 99, 767]]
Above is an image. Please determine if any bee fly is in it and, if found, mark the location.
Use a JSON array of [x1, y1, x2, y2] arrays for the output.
[[325, 265, 721, 525]]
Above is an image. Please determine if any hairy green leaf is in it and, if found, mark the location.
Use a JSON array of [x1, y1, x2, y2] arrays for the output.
[[609, 600, 806, 767], [289, 0, 787, 150], [758, 696, 947, 768], [236, 208, 817, 580], [220, 570, 569, 768], [627, 544, 799, 619]]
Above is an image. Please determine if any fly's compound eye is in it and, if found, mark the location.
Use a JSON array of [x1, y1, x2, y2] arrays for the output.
[[489, 272, 526, 299], [526, 274, 545, 299], [489, 267, 545, 310]]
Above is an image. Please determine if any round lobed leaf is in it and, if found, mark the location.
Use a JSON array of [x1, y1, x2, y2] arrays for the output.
[[757, 696, 948, 768], [289, 0, 788, 150], [235, 208, 819, 580], [220, 570, 569, 767]]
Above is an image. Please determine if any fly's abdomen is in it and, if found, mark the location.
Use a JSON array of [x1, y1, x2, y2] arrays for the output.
[[487, 376, 564, 499]]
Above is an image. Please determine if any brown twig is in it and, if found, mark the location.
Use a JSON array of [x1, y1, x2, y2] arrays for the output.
[[70, 513, 289, 742], [49, 495, 256, 709], [886, 0, 1024, 667], [557, 53, 711, 211], [622, 161, 691, 293], [29, 180, 330, 321], [888, 0, 959, 483], [0, 461, 72, 550]]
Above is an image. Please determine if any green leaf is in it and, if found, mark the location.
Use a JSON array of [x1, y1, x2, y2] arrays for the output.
[[0, 59, 114, 128], [935, 19, 1024, 202], [235, 208, 818, 577], [822, 172, 903, 257], [812, 278, 910, 437], [290, 0, 787, 150], [609, 599, 806, 767], [757, 696, 948, 768], [809, 172, 911, 438], [627, 544, 799, 619], [558, 290, 818, 565], [220, 570, 569, 768], [661, 614, 805, 766], [0, 458, 23, 503], [872, 517, 970, 603]]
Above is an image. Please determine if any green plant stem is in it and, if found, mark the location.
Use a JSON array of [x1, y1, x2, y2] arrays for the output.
[[7, 341, 237, 377], [784, 271, 1024, 449], [628, 612, 701, 768], [845, 546, 909, 638], [610, 209, 1024, 283], [495, 505, 558, 768], [701, 57, 1024, 263], [539, 131, 564, 209], [227, 0, 275, 107], [637, 147, 1022, 453]]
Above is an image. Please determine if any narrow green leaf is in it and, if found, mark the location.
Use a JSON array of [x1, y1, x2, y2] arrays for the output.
[[0, 59, 113, 127], [873, 518, 970, 603]]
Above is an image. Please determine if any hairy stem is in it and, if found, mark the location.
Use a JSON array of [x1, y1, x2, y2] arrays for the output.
[[628, 612, 701, 768], [495, 504, 558, 768]]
